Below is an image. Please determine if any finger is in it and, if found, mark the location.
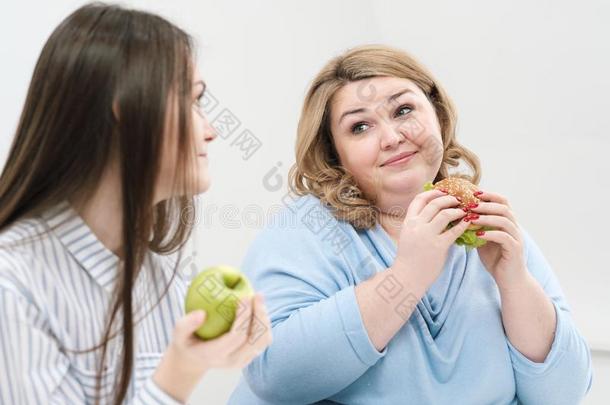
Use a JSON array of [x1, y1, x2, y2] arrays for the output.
[[227, 295, 273, 364], [175, 310, 207, 343], [429, 207, 468, 234], [474, 191, 510, 207], [224, 297, 254, 349], [228, 294, 269, 354], [471, 215, 520, 242], [249, 294, 273, 349], [197, 298, 253, 355], [405, 189, 449, 220], [440, 213, 473, 244], [224, 294, 273, 359], [225, 338, 261, 369], [231, 296, 254, 335], [470, 202, 517, 224], [419, 194, 462, 223], [473, 230, 518, 248]]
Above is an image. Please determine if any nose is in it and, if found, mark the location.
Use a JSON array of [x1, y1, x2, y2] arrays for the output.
[[379, 122, 404, 150], [202, 115, 217, 142]]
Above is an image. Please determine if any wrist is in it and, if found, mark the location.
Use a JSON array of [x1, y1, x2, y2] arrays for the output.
[[388, 262, 428, 301], [496, 268, 534, 295], [153, 344, 207, 403]]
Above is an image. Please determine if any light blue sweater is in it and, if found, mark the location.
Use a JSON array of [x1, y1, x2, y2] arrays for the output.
[[229, 194, 593, 404]]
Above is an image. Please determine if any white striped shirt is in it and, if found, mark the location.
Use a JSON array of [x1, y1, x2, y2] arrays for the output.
[[0, 199, 192, 404]]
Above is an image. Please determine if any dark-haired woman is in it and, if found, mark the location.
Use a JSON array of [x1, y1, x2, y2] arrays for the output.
[[0, 3, 272, 404]]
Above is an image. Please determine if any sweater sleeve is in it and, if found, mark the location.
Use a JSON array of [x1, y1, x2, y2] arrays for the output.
[[508, 226, 594, 405], [240, 199, 387, 404]]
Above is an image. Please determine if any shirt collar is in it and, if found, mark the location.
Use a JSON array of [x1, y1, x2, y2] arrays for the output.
[[39, 199, 121, 294]]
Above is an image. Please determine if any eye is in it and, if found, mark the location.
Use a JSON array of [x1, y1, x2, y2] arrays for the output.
[[394, 105, 413, 118], [192, 91, 205, 117], [194, 91, 204, 106], [351, 122, 370, 134]]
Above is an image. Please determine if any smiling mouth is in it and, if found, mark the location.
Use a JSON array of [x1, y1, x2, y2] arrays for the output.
[[381, 151, 417, 167]]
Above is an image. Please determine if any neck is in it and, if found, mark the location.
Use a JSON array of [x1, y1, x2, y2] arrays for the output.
[[374, 184, 426, 245], [378, 210, 405, 246], [70, 166, 124, 260]]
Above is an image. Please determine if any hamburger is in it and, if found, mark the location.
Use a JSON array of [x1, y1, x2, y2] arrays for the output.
[[423, 177, 494, 250]]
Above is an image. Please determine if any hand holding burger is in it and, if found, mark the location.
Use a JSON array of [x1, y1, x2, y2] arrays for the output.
[[423, 177, 495, 250]]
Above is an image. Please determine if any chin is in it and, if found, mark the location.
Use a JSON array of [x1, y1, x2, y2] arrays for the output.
[[184, 173, 211, 196], [384, 168, 425, 190], [197, 178, 211, 194]]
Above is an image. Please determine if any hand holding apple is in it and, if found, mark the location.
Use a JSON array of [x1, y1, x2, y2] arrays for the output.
[[155, 291, 273, 402], [184, 265, 255, 340]]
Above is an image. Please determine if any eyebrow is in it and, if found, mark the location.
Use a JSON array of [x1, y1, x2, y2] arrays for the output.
[[338, 88, 413, 124]]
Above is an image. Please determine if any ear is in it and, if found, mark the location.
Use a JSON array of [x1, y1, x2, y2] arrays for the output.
[[112, 100, 120, 122]]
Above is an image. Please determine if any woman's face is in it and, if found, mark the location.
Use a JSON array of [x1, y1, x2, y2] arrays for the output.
[[156, 66, 217, 203], [189, 68, 217, 193], [329, 76, 444, 213]]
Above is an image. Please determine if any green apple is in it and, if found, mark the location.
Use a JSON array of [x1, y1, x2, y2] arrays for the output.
[[184, 265, 254, 340]]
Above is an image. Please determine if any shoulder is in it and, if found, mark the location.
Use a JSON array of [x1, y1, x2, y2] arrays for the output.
[[0, 218, 43, 265], [249, 193, 357, 255], [239, 194, 366, 290], [0, 215, 46, 247], [0, 217, 50, 293]]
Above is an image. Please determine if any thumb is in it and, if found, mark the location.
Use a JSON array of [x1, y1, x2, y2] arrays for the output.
[[176, 310, 207, 338], [191, 309, 207, 325]]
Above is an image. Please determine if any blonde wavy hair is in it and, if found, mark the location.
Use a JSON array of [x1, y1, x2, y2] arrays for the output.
[[289, 44, 481, 229]]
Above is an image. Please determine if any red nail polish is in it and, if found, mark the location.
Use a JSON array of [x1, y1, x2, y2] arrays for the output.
[[474, 191, 484, 196], [462, 207, 470, 212], [469, 214, 480, 220], [476, 230, 485, 236], [468, 203, 479, 209], [463, 217, 470, 222]]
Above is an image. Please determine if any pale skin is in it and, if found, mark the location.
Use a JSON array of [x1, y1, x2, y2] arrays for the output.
[[329, 76, 556, 363], [70, 66, 273, 402]]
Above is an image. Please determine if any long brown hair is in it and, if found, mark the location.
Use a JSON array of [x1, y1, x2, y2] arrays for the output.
[[0, 3, 199, 403], [289, 44, 481, 229]]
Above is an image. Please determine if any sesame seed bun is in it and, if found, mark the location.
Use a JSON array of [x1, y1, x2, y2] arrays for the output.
[[432, 177, 482, 231], [423, 176, 491, 250]]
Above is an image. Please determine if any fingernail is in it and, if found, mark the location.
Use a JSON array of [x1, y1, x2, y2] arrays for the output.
[[463, 217, 470, 222], [439, 188, 448, 193], [462, 207, 470, 212], [476, 230, 485, 236], [468, 203, 479, 209], [474, 191, 484, 196], [468, 214, 480, 220], [455, 196, 462, 202]]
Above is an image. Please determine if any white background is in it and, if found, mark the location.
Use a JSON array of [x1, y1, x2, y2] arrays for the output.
[[1, 1, 608, 403]]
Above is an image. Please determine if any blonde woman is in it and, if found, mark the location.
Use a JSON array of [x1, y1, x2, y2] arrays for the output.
[[229, 45, 593, 404], [0, 3, 272, 404]]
